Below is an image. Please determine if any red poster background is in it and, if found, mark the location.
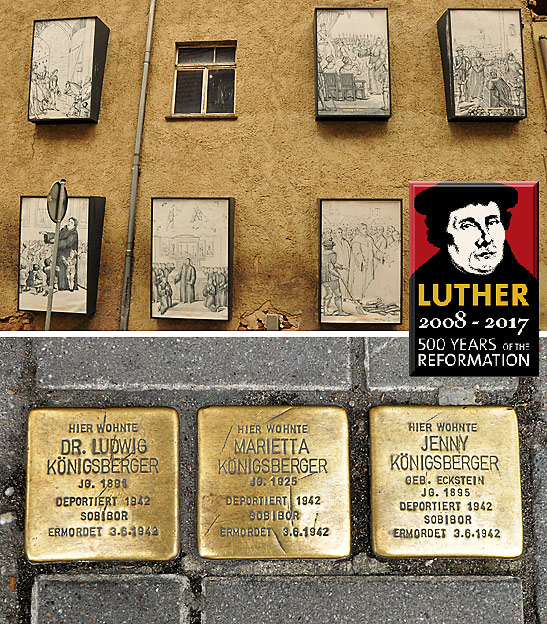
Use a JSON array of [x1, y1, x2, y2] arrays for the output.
[[409, 181, 538, 278]]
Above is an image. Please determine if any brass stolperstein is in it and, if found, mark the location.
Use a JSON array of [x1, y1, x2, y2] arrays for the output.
[[24, 404, 522, 562], [25, 407, 179, 562], [370, 405, 522, 558], [197, 405, 351, 559]]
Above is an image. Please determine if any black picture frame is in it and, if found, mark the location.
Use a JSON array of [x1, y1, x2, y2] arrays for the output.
[[18, 196, 105, 315], [437, 8, 527, 121], [150, 197, 234, 321], [315, 8, 392, 120], [319, 198, 402, 324], [28, 16, 110, 124]]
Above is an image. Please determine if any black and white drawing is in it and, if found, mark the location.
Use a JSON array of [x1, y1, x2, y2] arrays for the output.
[[438, 9, 526, 120], [320, 199, 401, 323], [151, 198, 233, 321], [315, 8, 391, 119], [20, 198, 88, 313], [18, 196, 104, 315], [29, 17, 109, 123]]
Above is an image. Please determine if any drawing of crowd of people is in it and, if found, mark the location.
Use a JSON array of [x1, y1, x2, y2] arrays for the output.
[[20, 217, 83, 297], [30, 18, 95, 120], [452, 43, 524, 116], [152, 261, 228, 316], [322, 222, 400, 319], [317, 20, 389, 113]]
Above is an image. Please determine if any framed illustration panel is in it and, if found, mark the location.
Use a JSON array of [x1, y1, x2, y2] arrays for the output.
[[18, 196, 105, 315], [315, 8, 391, 120], [151, 198, 234, 321], [28, 17, 110, 123], [320, 199, 402, 324], [437, 9, 526, 121]]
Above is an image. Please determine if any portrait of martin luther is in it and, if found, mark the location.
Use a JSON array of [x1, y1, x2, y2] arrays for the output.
[[411, 181, 537, 308]]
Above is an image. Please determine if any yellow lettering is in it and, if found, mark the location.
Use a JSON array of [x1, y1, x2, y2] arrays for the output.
[[473, 284, 491, 306], [418, 283, 430, 306], [512, 284, 528, 306], [495, 284, 508, 306], [453, 284, 470, 306], [418, 283, 529, 307], [432, 284, 451, 307]]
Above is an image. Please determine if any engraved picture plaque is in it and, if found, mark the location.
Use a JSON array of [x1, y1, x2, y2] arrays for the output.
[[19, 196, 106, 316], [315, 8, 392, 120], [29, 17, 110, 124], [25, 407, 179, 562], [198, 406, 351, 558], [370, 406, 522, 558], [437, 9, 527, 122], [320, 198, 402, 324], [151, 197, 234, 321]]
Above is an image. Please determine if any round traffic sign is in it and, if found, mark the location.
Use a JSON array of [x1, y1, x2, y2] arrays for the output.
[[47, 180, 68, 223]]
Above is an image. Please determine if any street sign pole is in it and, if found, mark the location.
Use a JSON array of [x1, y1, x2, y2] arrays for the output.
[[45, 180, 68, 331]]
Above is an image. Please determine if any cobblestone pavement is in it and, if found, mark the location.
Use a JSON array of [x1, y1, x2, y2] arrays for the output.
[[0, 337, 544, 623]]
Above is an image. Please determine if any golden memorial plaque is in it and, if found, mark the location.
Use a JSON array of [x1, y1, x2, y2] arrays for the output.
[[198, 405, 351, 559], [370, 406, 522, 558], [25, 407, 179, 562]]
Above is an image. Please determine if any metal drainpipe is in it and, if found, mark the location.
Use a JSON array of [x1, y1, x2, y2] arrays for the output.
[[119, 0, 156, 330], [540, 35, 547, 76]]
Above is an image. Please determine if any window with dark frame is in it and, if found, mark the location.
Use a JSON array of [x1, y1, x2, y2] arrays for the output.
[[173, 43, 236, 116]]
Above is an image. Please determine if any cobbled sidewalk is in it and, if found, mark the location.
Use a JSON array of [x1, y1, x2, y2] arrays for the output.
[[0, 336, 544, 623]]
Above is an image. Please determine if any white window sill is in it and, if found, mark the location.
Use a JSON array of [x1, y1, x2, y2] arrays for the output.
[[165, 114, 238, 120]]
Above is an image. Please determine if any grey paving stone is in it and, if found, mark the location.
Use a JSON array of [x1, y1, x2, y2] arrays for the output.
[[0, 395, 31, 483], [365, 338, 519, 392], [0, 524, 20, 624], [203, 576, 523, 624], [0, 339, 27, 388], [0, 340, 28, 623], [32, 575, 190, 624], [0, 522, 21, 571], [0, 338, 30, 481], [533, 445, 547, 624], [0, 576, 18, 623], [34, 338, 351, 391]]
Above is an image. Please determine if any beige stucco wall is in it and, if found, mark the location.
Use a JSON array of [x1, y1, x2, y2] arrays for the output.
[[1, 0, 545, 330]]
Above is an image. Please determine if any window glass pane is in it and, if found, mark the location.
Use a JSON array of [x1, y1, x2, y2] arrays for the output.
[[206, 69, 235, 113], [178, 47, 214, 64], [174, 70, 203, 113], [215, 46, 236, 63]]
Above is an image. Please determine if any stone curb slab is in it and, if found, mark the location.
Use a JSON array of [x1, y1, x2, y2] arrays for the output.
[[365, 338, 520, 392], [33, 338, 352, 391], [32, 575, 190, 624]]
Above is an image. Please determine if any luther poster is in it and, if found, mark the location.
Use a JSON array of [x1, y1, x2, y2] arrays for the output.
[[409, 181, 538, 376]]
